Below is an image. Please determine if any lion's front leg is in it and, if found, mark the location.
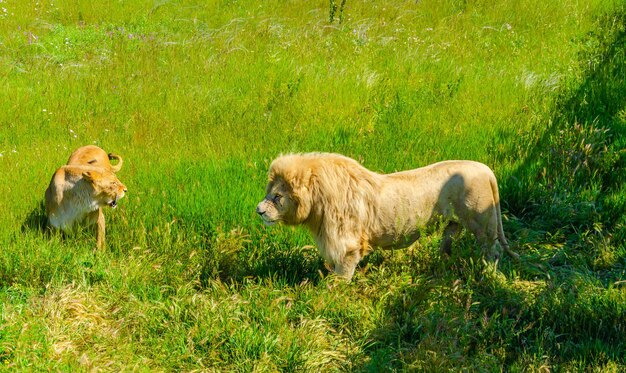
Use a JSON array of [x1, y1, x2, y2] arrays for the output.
[[440, 221, 462, 255], [333, 248, 362, 281]]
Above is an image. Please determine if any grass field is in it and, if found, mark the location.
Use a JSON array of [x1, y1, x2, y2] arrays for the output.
[[1, 0, 625, 370]]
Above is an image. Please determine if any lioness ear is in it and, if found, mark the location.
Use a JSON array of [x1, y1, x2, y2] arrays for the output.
[[82, 170, 101, 181]]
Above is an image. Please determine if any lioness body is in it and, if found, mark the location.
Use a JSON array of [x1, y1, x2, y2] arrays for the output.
[[46, 166, 99, 231], [257, 153, 518, 280], [45, 146, 126, 250]]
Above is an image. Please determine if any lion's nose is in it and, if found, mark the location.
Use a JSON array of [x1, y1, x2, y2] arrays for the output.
[[256, 205, 265, 216]]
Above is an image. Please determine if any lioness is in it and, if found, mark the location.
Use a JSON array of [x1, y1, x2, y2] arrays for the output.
[[256, 152, 519, 280], [45, 146, 127, 250]]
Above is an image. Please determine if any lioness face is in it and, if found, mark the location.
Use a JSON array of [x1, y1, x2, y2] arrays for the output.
[[85, 170, 127, 208], [256, 178, 300, 226]]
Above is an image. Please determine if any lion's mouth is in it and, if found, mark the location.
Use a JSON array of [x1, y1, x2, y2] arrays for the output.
[[108, 196, 118, 208], [261, 217, 278, 226]]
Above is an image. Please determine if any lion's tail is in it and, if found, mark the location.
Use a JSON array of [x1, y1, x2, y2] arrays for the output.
[[490, 174, 519, 260], [108, 153, 123, 173]]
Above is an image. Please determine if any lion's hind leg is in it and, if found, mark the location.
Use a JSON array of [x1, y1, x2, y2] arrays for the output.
[[465, 208, 501, 260]]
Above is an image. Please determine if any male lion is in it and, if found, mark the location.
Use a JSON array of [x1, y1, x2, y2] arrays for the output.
[[45, 146, 127, 250], [256, 152, 519, 280]]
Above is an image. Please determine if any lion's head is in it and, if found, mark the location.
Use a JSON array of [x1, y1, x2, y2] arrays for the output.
[[256, 155, 315, 226], [84, 169, 127, 209]]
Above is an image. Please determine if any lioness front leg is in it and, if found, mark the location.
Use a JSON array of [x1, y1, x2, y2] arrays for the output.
[[96, 208, 106, 250]]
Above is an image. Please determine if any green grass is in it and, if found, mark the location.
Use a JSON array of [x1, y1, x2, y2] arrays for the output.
[[1, 0, 625, 370]]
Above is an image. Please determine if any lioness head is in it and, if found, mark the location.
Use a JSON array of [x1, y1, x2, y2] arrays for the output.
[[83, 170, 127, 208], [256, 156, 315, 226]]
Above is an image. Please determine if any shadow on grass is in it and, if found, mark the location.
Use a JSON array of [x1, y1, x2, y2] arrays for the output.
[[241, 243, 327, 285], [359, 6, 626, 370], [184, 223, 327, 288], [20, 200, 48, 233], [358, 259, 626, 371], [504, 8, 626, 237]]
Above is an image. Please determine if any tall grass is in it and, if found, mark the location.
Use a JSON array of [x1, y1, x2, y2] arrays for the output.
[[0, 0, 624, 370]]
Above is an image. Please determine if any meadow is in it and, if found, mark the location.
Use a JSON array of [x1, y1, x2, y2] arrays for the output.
[[1, 0, 625, 370]]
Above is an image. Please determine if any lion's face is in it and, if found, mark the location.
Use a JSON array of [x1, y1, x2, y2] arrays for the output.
[[256, 177, 305, 226], [85, 170, 127, 208]]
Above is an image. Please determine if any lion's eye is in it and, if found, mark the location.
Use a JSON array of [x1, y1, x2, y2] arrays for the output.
[[273, 195, 282, 204]]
